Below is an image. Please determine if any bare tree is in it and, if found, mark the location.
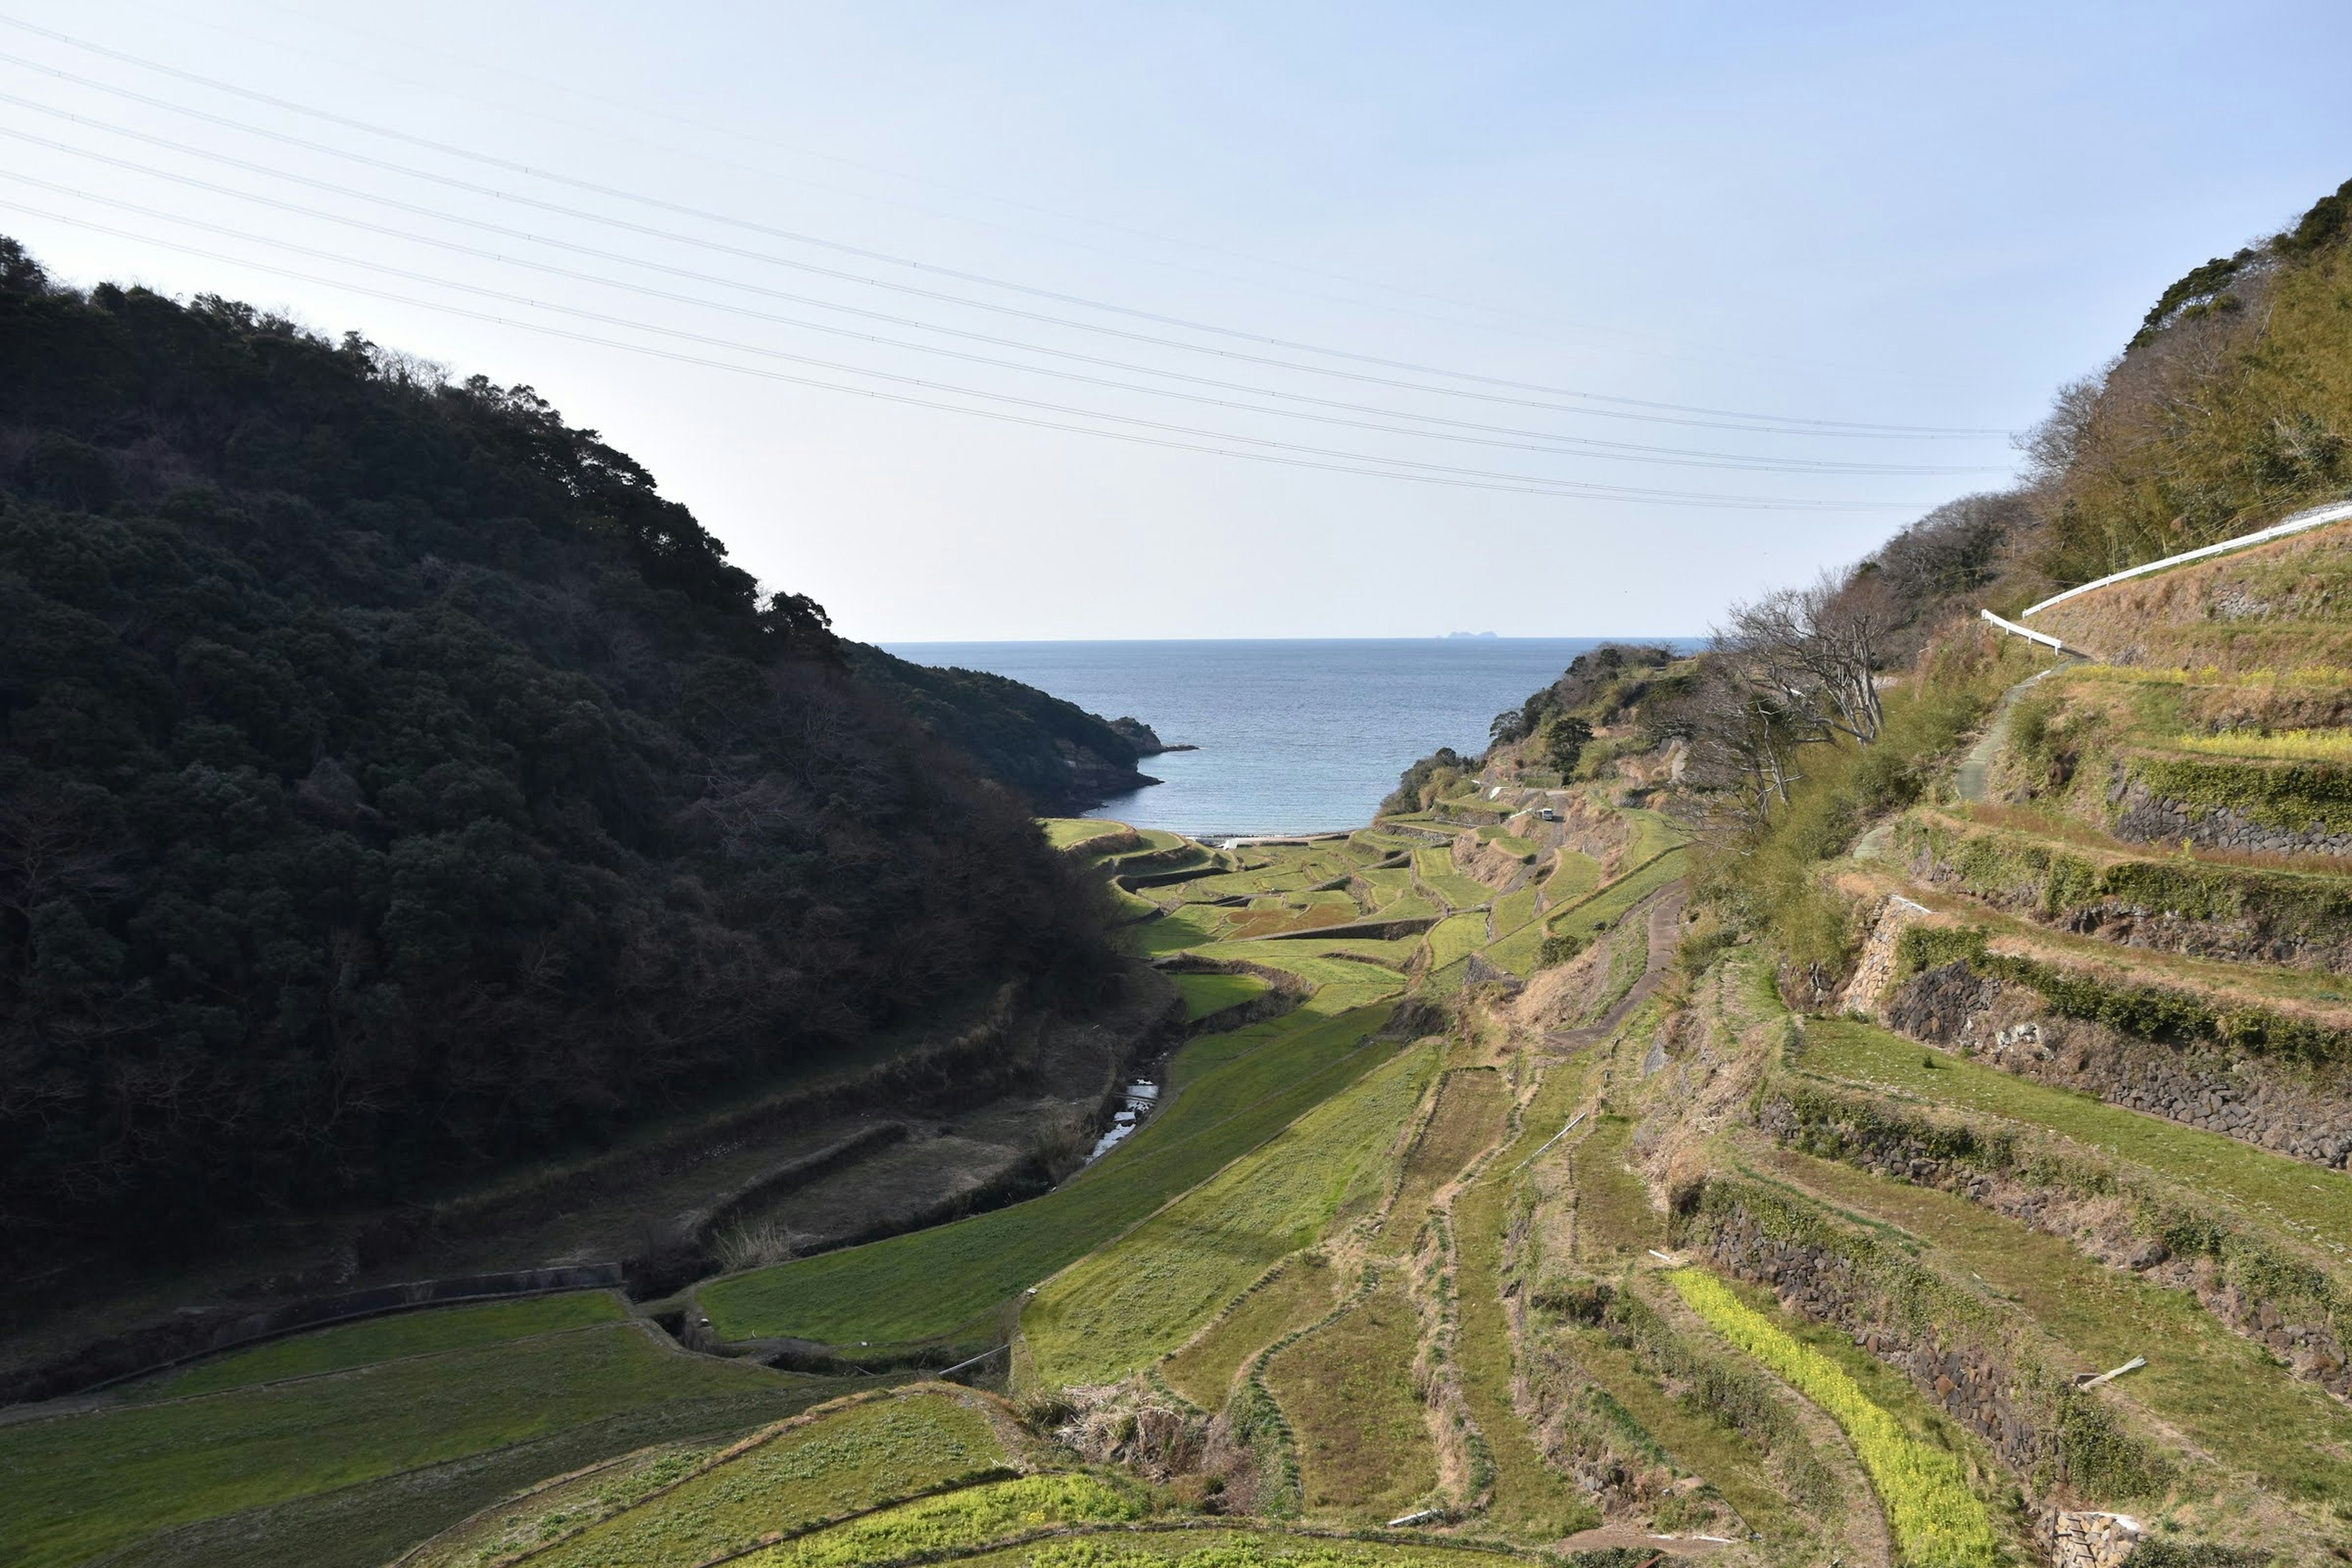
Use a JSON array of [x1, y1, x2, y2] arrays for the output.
[[1717, 570, 1898, 748]]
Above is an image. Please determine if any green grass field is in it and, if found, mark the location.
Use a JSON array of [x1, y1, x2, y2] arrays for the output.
[[520, 1389, 1010, 1568], [131, 1292, 628, 1401], [1025, 1044, 1438, 1386], [1540, 850, 1602, 907], [404, 1434, 737, 1568], [701, 1006, 1396, 1345], [1482, 921, 1548, 978], [1672, 1269, 1999, 1568], [1041, 818, 1131, 850], [1182, 944, 1410, 993], [1174, 972, 1272, 1021], [1754, 1142, 2352, 1506], [0, 1324, 794, 1568], [1490, 886, 1539, 937], [1797, 1018, 2352, 1250], [1423, 911, 1490, 973], [1412, 846, 1493, 911], [941, 1528, 1532, 1568], [1161, 1255, 1338, 1410], [1545, 846, 1683, 939], [1127, 907, 1235, 956], [1261, 1280, 1437, 1523]]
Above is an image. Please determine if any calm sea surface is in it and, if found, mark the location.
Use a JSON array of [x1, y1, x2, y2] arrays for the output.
[[881, 639, 1698, 839]]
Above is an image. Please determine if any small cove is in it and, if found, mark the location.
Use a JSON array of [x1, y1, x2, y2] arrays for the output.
[[881, 638, 1697, 837]]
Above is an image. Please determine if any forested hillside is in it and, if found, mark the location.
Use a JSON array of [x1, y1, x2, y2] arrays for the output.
[[0, 238, 1126, 1272]]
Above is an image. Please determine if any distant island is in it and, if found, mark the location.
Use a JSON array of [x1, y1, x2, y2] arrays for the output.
[[1444, 630, 1499, 639]]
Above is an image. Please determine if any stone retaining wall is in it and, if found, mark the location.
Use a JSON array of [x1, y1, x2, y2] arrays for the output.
[[2113, 776, 2352, 859], [1885, 962, 2352, 1169]]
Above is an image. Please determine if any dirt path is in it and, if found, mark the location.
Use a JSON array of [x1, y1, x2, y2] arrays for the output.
[[1953, 654, 2082, 803], [1544, 881, 1687, 1052]]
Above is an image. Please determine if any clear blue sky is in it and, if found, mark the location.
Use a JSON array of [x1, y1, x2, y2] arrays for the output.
[[4, 1, 2347, 639]]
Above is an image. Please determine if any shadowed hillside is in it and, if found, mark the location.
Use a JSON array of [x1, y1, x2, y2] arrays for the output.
[[0, 237, 1131, 1274]]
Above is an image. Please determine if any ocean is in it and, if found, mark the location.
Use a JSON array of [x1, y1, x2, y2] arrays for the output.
[[880, 639, 1700, 839]]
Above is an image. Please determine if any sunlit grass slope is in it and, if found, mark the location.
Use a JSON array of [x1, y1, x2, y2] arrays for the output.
[[701, 1006, 1395, 1345], [1025, 1043, 1437, 1386]]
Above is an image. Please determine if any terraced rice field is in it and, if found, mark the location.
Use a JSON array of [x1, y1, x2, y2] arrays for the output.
[[701, 1005, 1396, 1345], [1751, 1141, 2352, 1504], [1042, 818, 1133, 850], [1796, 1018, 2352, 1250], [1, 1321, 801, 1568], [1376, 1068, 1508, 1250], [1444, 1068, 1605, 1539], [519, 1389, 1012, 1568], [130, 1292, 628, 1401], [1544, 846, 1684, 939], [1567, 1115, 1657, 1264], [1670, 1270, 1999, 1568], [1024, 1045, 1438, 1385], [729, 1472, 1148, 1568], [1412, 846, 1493, 911], [1423, 912, 1490, 973], [1161, 1254, 1339, 1409], [1174, 972, 1272, 1020], [1261, 1279, 1437, 1522]]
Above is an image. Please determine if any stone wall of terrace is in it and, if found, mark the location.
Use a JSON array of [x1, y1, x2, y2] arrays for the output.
[[1884, 962, 2352, 1169]]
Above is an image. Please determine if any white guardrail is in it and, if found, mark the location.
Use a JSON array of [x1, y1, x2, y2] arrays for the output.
[[2019, 497, 2352, 617], [1978, 608, 2070, 652]]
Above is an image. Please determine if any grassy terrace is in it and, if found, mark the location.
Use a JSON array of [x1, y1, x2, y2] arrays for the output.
[[1041, 818, 1132, 850], [1796, 1018, 2352, 1253], [1448, 1065, 1607, 1538], [1748, 1139, 2352, 1506], [1264, 1278, 1438, 1523], [1671, 1270, 1999, 1568], [1412, 846, 1493, 911], [1183, 943, 1412, 994], [941, 1528, 1530, 1568], [520, 1389, 1009, 1568], [1161, 1254, 1336, 1409], [1025, 1042, 1438, 1385], [1541, 849, 1602, 905], [1887, 860, 2352, 1017], [731, 1473, 1146, 1568], [1174, 971, 1272, 1021], [1, 1322, 805, 1568], [1545, 845, 1684, 939], [1425, 911, 1490, 972], [701, 1004, 1396, 1345], [127, 1291, 627, 1400]]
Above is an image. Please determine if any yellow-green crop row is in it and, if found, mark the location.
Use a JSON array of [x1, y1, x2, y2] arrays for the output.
[[2174, 727, 2352, 762], [734, 1474, 1147, 1568], [1668, 1270, 1996, 1568]]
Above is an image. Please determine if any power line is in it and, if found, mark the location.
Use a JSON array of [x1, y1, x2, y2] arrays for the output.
[[0, 18, 2011, 440], [123, 0, 1987, 388], [0, 121, 2007, 480], [0, 83, 1999, 451], [0, 196, 1930, 512]]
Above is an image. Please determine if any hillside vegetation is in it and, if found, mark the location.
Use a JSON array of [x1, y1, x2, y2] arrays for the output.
[[0, 235, 1139, 1275], [13, 183, 2352, 1568]]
